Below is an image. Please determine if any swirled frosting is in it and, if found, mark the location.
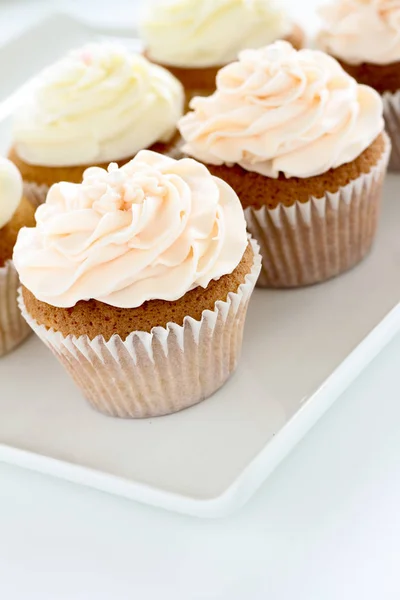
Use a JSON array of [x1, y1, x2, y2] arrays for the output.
[[178, 42, 384, 178], [13, 151, 248, 309], [0, 158, 23, 229], [13, 43, 184, 167], [140, 0, 291, 68], [318, 0, 400, 66]]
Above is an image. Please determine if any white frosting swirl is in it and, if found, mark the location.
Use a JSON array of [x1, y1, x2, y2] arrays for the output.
[[13, 151, 247, 309], [0, 158, 23, 229], [140, 0, 291, 68], [178, 42, 384, 179], [318, 0, 400, 66], [13, 43, 184, 168]]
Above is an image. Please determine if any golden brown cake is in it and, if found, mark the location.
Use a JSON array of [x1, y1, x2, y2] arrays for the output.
[[337, 59, 400, 95], [178, 42, 390, 288], [10, 43, 184, 206], [14, 151, 261, 418], [206, 134, 386, 209]]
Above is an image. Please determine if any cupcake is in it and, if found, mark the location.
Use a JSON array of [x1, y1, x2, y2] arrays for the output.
[[178, 41, 390, 288], [8, 42, 184, 208], [0, 158, 35, 356], [14, 150, 261, 418], [140, 0, 304, 103], [317, 0, 400, 170]]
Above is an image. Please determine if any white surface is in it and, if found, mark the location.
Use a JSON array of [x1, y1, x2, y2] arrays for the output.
[[1, 0, 400, 596], [1, 334, 400, 599]]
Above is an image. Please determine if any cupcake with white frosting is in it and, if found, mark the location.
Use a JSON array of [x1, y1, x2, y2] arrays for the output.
[[8, 42, 184, 207], [14, 150, 261, 418], [317, 0, 400, 170], [179, 42, 390, 288], [0, 158, 35, 356], [140, 0, 304, 102]]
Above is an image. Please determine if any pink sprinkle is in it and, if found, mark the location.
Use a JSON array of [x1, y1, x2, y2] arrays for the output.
[[81, 50, 93, 65]]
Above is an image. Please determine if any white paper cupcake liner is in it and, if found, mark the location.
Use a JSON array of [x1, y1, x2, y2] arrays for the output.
[[18, 239, 261, 418], [0, 261, 31, 357], [244, 132, 391, 288], [23, 181, 49, 208], [382, 90, 400, 171]]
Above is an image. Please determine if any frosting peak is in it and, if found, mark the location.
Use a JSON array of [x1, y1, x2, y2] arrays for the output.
[[13, 43, 184, 167], [13, 151, 248, 309], [317, 0, 400, 66], [140, 0, 291, 68], [0, 158, 23, 229], [178, 42, 384, 179]]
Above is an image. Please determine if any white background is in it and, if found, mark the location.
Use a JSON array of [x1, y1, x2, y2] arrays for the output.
[[1, 1, 400, 599]]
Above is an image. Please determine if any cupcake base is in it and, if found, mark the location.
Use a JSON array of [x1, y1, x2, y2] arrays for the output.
[[207, 133, 390, 288], [19, 239, 261, 418], [337, 58, 400, 95], [0, 261, 31, 357]]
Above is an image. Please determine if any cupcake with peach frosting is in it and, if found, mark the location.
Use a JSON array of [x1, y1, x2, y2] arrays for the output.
[[0, 158, 35, 356], [9, 42, 185, 207], [140, 0, 304, 102], [317, 0, 400, 170], [179, 41, 390, 287], [15, 150, 261, 418]]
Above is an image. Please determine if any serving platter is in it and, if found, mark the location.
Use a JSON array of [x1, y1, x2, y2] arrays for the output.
[[0, 13, 399, 518]]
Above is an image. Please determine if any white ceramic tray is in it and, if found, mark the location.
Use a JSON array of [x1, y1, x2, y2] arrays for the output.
[[0, 14, 399, 518]]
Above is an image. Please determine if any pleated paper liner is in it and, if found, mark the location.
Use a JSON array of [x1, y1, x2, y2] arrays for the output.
[[383, 90, 400, 171], [18, 239, 261, 419], [23, 181, 49, 208], [0, 261, 31, 357], [245, 132, 391, 289]]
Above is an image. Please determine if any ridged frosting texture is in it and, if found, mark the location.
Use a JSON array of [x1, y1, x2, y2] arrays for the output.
[[13, 43, 184, 168], [178, 42, 384, 178], [140, 0, 290, 68], [0, 158, 23, 229], [13, 151, 248, 309], [318, 0, 400, 66]]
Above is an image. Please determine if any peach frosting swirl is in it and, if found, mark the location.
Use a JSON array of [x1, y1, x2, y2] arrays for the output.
[[13, 151, 248, 309], [178, 41, 384, 179], [318, 0, 400, 66]]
